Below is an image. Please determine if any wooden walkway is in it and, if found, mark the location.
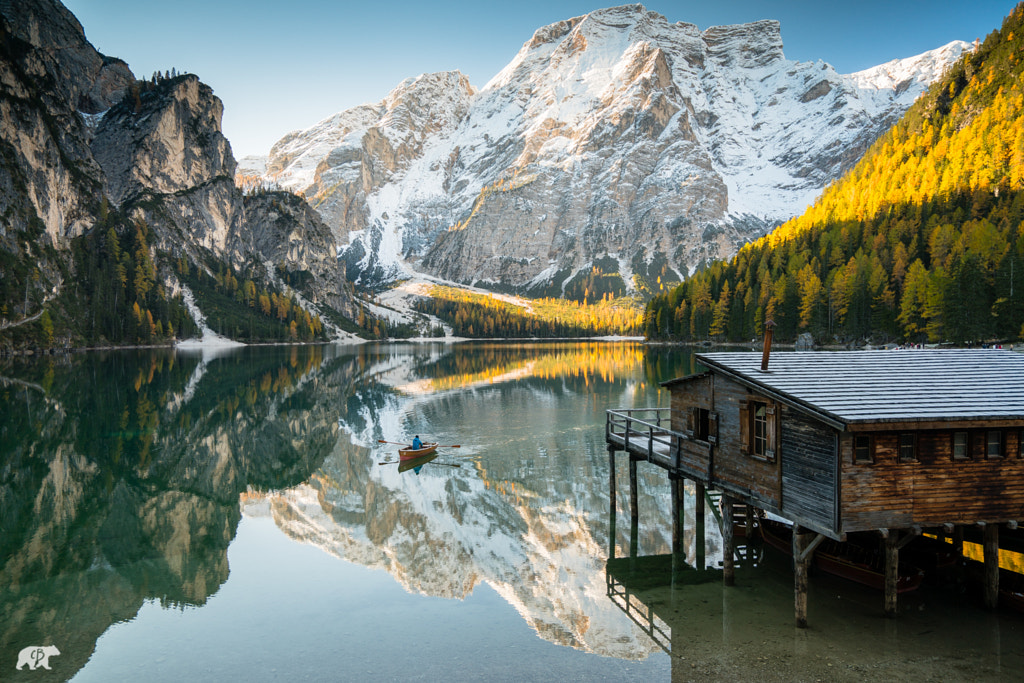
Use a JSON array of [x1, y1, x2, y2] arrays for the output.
[[605, 408, 684, 470]]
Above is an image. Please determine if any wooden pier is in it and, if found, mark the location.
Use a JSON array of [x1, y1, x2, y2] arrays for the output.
[[606, 349, 1024, 626]]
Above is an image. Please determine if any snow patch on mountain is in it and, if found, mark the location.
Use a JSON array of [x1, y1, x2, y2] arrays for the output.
[[259, 5, 971, 295]]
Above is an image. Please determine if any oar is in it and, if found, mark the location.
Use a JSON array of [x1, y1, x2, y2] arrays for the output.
[[377, 439, 461, 448], [377, 459, 461, 467]]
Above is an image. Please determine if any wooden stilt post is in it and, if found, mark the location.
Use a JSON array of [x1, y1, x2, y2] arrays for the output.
[[953, 524, 964, 557], [608, 447, 617, 504], [695, 481, 706, 571], [984, 523, 1000, 610], [745, 504, 754, 541], [671, 477, 683, 555], [793, 525, 809, 628], [884, 531, 899, 618], [629, 456, 639, 522], [608, 447, 617, 560], [629, 456, 639, 560], [722, 494, 735, 587]]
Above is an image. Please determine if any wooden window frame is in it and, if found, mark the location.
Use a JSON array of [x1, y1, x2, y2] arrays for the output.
[[952, 431, 970, 461], [898, 433, 917, 463], [986, 430, 1004, 459], [686, 406, 718, 444], [854, 434, 874, 464], [740, 398, 776, 462]]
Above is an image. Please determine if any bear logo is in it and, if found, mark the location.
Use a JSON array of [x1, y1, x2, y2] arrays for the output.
[[15, 645, 60, 671]]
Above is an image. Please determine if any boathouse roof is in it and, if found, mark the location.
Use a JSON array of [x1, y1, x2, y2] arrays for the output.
[[685, 350, 1024, 426]]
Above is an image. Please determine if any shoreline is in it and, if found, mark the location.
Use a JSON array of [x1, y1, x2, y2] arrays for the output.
[[3, 336, 1019, 358]]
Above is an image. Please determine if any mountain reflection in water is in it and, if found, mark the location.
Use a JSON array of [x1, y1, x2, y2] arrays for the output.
[[3, 342, 1019, 681]]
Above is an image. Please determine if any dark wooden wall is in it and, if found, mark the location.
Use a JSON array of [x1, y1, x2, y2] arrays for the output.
[[670, 375, 782, 512], [840, 429, 1024, 531], [669, 374, 712, 477], [780, 407, 838, 531]]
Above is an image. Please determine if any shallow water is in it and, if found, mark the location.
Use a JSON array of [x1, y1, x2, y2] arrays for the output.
[[1, 342, 1021, 681]]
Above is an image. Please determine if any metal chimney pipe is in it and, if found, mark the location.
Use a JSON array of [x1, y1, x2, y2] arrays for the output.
[[761, 320, 776, 371]]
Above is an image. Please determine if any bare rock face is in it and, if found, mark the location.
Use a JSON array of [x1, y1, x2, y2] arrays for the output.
[[1, 0, 356, 334], [242, 191, 355, 317], [93, 75, 242, 254], [0, 0, 132, 248], [263, 5, 969, 296]]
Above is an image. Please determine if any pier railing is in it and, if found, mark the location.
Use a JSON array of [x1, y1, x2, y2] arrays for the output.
[[605, 408, 687, 463]]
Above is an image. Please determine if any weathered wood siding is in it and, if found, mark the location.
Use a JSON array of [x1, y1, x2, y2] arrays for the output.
[[780, 407, 838, 531], [669, 375, 712, 477], [706, 376, 781, 511], [667, 374, 782, 510], [840, 428, 1024, 531]]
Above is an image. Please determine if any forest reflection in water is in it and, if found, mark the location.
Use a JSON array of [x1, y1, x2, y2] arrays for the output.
[[0, 341, 1022, 681]]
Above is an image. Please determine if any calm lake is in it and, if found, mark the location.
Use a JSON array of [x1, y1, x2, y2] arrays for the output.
[[2, 342, 1023, 682]]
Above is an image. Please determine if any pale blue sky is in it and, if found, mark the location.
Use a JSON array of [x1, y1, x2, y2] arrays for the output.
[[63, 0, 1018, 158]]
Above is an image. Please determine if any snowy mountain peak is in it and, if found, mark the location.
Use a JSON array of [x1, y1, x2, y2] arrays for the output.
[[257, 7, 972, 296], [846, 40, 971, 91], [703, 20, 784, 68]]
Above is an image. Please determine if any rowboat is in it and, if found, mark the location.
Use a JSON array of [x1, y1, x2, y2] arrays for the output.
[[398, 452, 438, 472], [398, 442, 438, 459], [759, 517, 924, 593]]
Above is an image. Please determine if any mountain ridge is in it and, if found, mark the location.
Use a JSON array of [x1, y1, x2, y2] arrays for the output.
[[253, 4, 970, 300], [0, 0, 358, 350], [643, 2, 1024, 345]]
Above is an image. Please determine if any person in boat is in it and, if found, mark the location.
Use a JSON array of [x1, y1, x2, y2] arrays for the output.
[[411, 435, 422, 450]]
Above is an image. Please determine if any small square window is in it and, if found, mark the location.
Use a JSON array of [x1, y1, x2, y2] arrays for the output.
[[899, 433, 916, 462], [854, 435, 872, 463], [987, 431, 1003, 458], [953, 432, 969, 460]]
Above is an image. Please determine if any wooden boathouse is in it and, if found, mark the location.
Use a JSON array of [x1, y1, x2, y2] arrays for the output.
[[605, 348, 1024, 626]]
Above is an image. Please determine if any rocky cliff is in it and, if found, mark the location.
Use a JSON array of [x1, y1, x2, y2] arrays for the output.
[[0, 0, 355, 346], [258, 5, 969, 297]]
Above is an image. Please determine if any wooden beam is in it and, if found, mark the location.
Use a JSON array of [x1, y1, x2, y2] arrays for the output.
[[695, 481, 706, 571], [884, 532, 898, 618], [796, 533, 825, 563], [671, 478, 683, 555], [984, 524, 1000, 610], [628, 455, 639, 560], [608, 447, 616, 503], [721, 494, 735, 587], [846, 417, 1024, 432], [1008, 520, 1019, 530], [629, 457, 638, 523], [953, 525, 964, 557], [793, 525, 810, 628], [942, 522, 955, 535]]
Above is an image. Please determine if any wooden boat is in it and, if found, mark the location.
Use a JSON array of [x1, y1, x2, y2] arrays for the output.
[[759, 517, 924, 593], [398, 442, 438, 459], [398, 452, 438, 472]]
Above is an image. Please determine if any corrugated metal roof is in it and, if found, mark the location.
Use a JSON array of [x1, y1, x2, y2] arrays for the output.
[[694, 350, 1024, 424]]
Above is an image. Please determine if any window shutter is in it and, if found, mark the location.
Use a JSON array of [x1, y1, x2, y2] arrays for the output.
[[686, 407, 694, 438], [766, 402, 778, 460], [739, 400, 750, 454], [708, 412, 719, 444]]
